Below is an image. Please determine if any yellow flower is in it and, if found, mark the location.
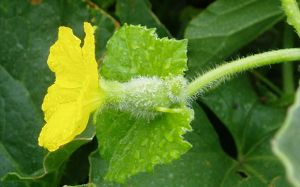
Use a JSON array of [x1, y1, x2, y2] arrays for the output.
[[38, 22, 104, 152]]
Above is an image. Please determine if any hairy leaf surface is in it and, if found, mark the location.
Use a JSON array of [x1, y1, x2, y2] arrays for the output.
[[101, 25, 187, 82]]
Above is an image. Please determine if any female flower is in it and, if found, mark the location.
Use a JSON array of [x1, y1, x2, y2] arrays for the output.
[[38, 22, 104, 152]]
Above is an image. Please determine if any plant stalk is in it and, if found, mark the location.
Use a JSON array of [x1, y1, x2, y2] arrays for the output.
[[250, 70, 282, 96], [188, 48, 300, 97], [283, 25, 295, 95]]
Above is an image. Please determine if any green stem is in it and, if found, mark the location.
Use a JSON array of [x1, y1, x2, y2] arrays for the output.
[[188, 48, 300, 97], [281, 0, 300, 37], [250, 70, 282, 96], [283, 25, 295, 95]]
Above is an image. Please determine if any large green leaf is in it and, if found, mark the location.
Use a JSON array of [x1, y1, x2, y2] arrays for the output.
[[0, 0, 117, 186], [201, 76, 289, 186], [100, 25, 187, 82], [115, 0, 171, 37], [92, 0, 116, 9], [0, 65, 44, 187], [273, 86, 300, 187], [0, 0, 59, 109], [0, 65, 95, 187], [184, 0, 283, 77]]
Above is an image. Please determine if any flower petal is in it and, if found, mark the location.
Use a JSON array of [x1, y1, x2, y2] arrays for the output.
[[42, 85, 79, 122], [38, 101, 89, 152], [48, 26, 85, 88], [82, 22, 98, 87], [39, 22, 103, 151]]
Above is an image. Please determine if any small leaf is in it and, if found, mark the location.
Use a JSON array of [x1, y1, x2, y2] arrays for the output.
[[101, 25, 187, 82], [273, 86, 300, 187], [95, 107, 193, 183]]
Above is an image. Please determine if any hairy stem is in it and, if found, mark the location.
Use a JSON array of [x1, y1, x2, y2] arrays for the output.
[[281, 0, 300, 37], [188, 48, 300, 97]]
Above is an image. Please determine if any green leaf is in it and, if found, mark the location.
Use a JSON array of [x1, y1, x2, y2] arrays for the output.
[[89, 102, 285, 186], [95, 107, 193, 183], [2, 123, 95, 180], [92, 0, 116, 9], [201, 76, 289, 186], [0, 65, 44, 186], [86, 103, 228, 186], [88, 150, 119, 187], [184, 0, 283, 78], [115, 0, 171, 37], [0, 65, 95, 186], [0, 0, 59, 109], [273, 86, 300, 187], [101, 25, 187, 82], [70, 101, 291, 186]]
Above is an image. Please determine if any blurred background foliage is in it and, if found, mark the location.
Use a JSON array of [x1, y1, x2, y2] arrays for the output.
[[0, 0, 299, 186]]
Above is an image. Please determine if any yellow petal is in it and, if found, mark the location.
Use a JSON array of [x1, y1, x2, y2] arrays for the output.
[[38, 101, 89, 152], [82, 22, 98, 87], [39, 22, 104, 152], [48, 26, 85, 88], [42, 85, 79, 121]]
